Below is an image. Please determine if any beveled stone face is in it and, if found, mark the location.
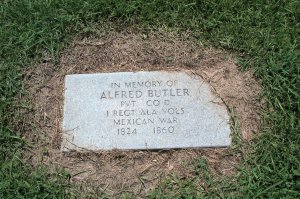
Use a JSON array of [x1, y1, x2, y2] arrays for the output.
[[62, 71, 231, 151]]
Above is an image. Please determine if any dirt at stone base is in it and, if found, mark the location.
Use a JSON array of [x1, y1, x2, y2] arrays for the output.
[[21, 29, 262, 197]]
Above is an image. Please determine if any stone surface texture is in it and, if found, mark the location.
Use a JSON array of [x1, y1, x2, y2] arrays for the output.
[[62, 71, 231, 151]]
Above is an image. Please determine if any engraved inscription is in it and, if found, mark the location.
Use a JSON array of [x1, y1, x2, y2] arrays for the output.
[[100, 80, 189, 136]]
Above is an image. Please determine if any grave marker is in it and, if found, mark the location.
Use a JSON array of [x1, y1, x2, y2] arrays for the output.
[[62, 71, 231, 151]]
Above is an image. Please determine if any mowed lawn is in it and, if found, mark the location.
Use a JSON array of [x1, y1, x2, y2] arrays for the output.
[[0, 0, 299, 198]]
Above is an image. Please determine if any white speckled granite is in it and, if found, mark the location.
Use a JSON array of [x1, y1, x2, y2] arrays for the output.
[[62, 71, 231, 151]]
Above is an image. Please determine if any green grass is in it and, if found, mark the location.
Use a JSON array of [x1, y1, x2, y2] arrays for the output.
[[1, 0, 299, 198]]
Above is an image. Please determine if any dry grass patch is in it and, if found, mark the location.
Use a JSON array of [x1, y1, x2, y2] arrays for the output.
[[21, 30, 261, 197]]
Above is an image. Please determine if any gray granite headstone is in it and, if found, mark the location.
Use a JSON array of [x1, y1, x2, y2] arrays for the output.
[[62, 71, 231, 151]]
